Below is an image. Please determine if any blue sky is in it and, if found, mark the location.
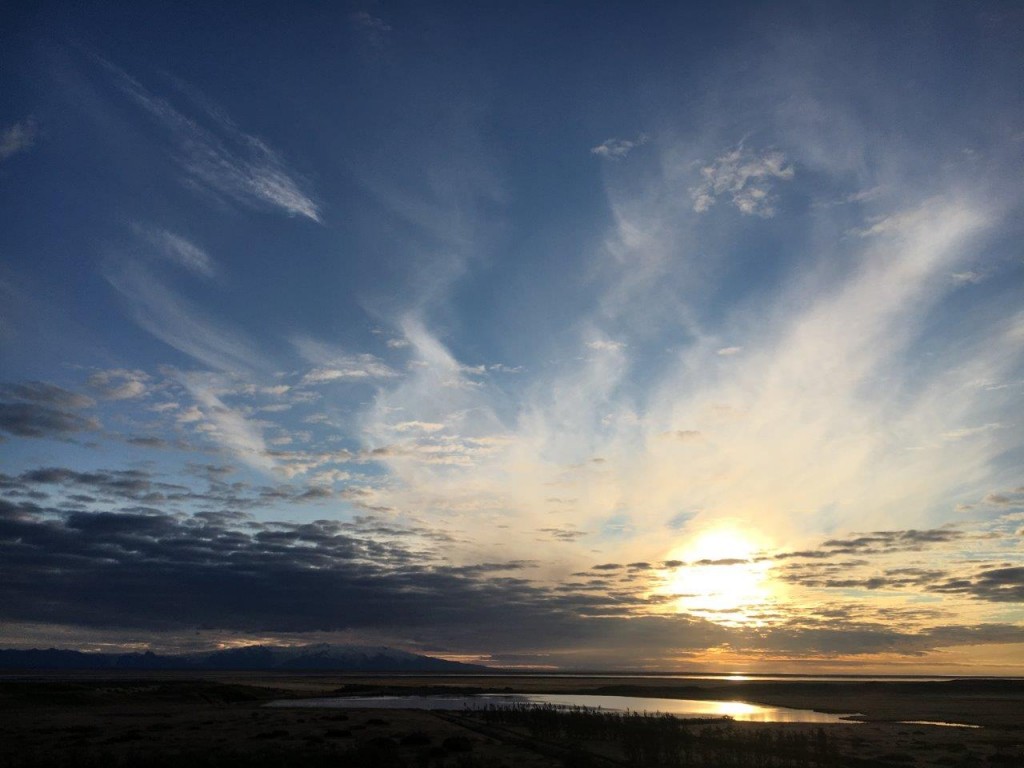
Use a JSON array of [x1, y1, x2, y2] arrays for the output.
[[2, 1, 1023, 671]]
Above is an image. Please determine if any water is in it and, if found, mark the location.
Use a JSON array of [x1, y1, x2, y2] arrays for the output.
[[899, 720, 982, 729], [268, 692, 858, 723], [370, 672, 982, 683]]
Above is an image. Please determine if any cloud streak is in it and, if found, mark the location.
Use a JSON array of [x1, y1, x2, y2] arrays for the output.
[[106, 262, 268, 375], [97, 57, 321, 222]]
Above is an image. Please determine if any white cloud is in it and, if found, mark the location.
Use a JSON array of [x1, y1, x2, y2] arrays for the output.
[[181, 373, 274, 472], [88, 369, 149, 400], [100, 58, 321, 222], [591, 134, 649, 159], [951, 270, 985, 285], [106, 262, 267, 374], [393, 420, 446, 433], [942, 423, 1002, 442], [586, 339, 627, 352], [0, 119, 37, 161], [176, 405, 203, 423], [691, 145, 795, 217], [294, 337, 398, 384], [345, 194, 1014, 587], [853, 204, 939, 237], [134, 226, 216, 277]]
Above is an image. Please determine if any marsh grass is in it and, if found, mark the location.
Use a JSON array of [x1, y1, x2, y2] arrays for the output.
[[470, 702, 842, 767]]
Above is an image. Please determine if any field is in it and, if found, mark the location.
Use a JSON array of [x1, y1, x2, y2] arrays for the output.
[[1, 673, 1021, 767]]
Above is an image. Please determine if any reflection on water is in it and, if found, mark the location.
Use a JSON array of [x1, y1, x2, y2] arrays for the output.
[[382, 673, 962, 683], [900, 720, 982, 729], [269, 692, 857, 724]]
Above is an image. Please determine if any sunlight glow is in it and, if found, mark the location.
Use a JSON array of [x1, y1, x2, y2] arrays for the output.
[[659, 526, 776, 626], [711, 701, 760, 717]]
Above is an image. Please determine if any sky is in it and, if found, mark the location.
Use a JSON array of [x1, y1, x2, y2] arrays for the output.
[[1, 1, 1023, 674]]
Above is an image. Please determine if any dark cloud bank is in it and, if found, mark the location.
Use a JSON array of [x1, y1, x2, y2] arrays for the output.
[[2, 462, 1023, 665], [0, 382, 98, 440]]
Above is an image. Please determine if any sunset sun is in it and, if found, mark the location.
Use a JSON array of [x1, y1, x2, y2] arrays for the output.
[[662, 528, 775, 625]]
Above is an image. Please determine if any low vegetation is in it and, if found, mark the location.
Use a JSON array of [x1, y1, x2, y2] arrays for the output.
[[470, 703, 842, 767]]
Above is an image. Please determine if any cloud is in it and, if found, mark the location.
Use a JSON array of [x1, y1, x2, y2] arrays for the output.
[[586, 338, 627, 352], [951, 270, 986, 285], [538, 526, 586, 542], [294, 336, 398, 384], [88, 369, 149, 400], [0, 119, 37, 161], [0, 382, 97, 439], [351, 11, 392, 45], [982, 489, 1024, 507], [3, 483, 1022, 663], [133, 226, 217, 277], [98, 58, 321, 222], [0, 403, 99, 439], [2, 447, 1022, 664], [0, 461, 345, 514], [179, 373, 275, 473], [591, 135, 648, 159], [774, 527, 969, 561], [0, 381, 94, 409], [716, 346, 742, 356], [6, 466, 188, 504], [691, 145, 794, 216], [393, 421, 445, 433], [929, 566, 1024, 603], [941, 423, 1001, 441], [0, 493, 563, 639], [302, 362, 396, 384], [106, 263, 267, 374], [660, 430, 702, 442]]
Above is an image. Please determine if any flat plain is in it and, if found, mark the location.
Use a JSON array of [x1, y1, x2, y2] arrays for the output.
[[1, 672, 1021, 767]]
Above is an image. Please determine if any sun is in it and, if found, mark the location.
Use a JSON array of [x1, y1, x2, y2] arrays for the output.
[[659, 526, 774, 626]]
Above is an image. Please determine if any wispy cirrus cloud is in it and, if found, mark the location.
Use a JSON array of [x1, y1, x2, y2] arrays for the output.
[[132, 225, 216, 278], [347, 190, 1015, 582], [96, 57, 321, 222], [179, 372, 275, 473], [106, 262, 268, 374]]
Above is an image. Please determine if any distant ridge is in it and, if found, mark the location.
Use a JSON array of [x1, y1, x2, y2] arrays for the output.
[[0, 643, 488, 672]]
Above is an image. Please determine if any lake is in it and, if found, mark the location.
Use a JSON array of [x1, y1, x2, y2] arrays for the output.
[[268, 692, 858, 723]]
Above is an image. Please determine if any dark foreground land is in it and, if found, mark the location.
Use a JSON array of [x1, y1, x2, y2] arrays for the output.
[[1, 673, 1022, 767]]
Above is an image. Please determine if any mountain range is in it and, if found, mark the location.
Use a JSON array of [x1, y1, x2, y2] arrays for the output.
[[0, 644, 488, 672]]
